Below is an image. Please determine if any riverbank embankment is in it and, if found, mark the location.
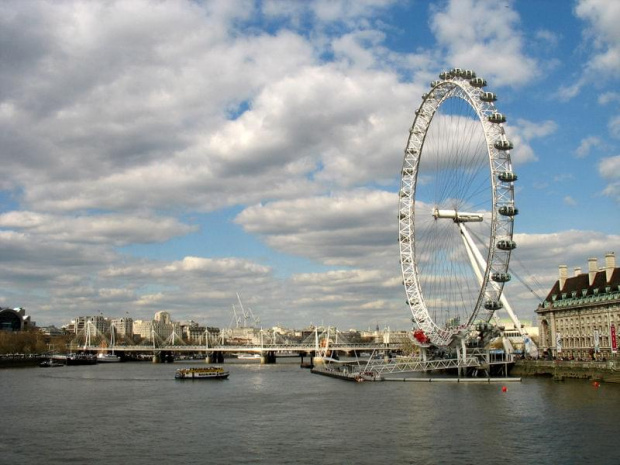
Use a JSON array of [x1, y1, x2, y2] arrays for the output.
[[511, 359, 620, 383], [0, 355, 44, 368]]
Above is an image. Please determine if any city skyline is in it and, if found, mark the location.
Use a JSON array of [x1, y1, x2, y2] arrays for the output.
[[1, 0, 619, 330]]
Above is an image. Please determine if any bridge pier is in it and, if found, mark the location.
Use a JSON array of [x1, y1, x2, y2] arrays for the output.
[[261, 351, 276, 364], [151, 351, 174, 363], [206, 351, 224, 364], [300, 352, 313, 369]]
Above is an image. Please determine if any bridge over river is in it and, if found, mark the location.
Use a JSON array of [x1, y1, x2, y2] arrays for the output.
[[78, 342, 403, 363], [73, 324, 408, 363]]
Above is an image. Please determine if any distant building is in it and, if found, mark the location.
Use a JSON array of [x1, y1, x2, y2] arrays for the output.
[[223, 326, 261, 345], [72, 315, 110, 335], [110, 317, 134, 339], [0, 307, 35, 331], [133, 311, 180, 343], [154, 311, 171, 325], [536, 252, 620, 359], [39, 325, 64, 337], [132, 319, 154, 340]]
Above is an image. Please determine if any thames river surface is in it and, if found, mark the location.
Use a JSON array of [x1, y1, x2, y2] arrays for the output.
[[2, 359, 620, 465]]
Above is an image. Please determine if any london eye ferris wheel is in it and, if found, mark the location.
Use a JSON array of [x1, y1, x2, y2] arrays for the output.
[[398, 68, 518, 348]]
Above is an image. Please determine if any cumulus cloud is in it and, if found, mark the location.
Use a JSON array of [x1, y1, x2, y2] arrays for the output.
[[575, 0, 620, 78], [429, 0, 539, 87], [557, 0, 620, 100], [0, 0, 425, 327], [609, 115, 620, 139], [598, 155, 620, 203], [598, 92, 620, 105], [575, 136, 603, 158], [563, 196, 578, 206], [507, 119, 558, 165], [0, 0, 613, 331], [235, 189, 398, 267], [0, 211, 196, 245], [0, 0, 427, 215]]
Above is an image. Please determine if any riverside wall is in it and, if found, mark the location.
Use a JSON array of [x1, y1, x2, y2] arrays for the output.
[[511, 359, 620, 383], [0, 355, 44, 368]]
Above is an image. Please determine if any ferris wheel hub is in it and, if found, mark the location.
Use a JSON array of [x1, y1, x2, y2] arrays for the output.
[[432, 208, 484, 223]]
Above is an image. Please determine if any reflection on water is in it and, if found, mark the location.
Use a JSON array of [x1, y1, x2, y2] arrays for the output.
[[2, 361, 620, 464]]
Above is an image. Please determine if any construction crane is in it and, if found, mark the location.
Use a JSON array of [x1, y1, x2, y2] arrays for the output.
[[229, 293, 261, 328]]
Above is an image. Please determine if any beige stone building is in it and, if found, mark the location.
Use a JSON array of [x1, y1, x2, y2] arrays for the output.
[[536, 252, 620, 359]]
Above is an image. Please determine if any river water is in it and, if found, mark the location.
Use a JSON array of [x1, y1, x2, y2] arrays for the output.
[[1, 359, 619, 464]]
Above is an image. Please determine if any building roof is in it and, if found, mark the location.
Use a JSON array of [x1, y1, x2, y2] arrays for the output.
[[541, 267, 620, 307]]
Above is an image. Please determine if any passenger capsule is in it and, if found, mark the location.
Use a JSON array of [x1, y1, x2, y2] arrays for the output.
[[494, 140, 513, 151], [439, 71, 449, 80], [462, 69, 476, 79], [451, 67, 463, 77], [491, 272, 512, 283], [484, 300, 503, 311], [405, 147, 418, 155], [399, 212, 408, 220], [470, 78, 487, 88], [402, 167, 414, 176], [431, 80, 441, 88], [422, 93, 428, 99], [479, 91, 497, 102], [497, 240, 517, 251], [497, 171, 518, 182], [498, 206, 519, 216], [488, 113, 506, 124]]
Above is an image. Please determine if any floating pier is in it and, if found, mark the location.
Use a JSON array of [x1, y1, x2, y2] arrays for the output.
[[383, 377, 521, 383]]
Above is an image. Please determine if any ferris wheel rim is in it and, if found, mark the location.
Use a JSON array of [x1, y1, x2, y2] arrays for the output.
[[398, 68, 517, 348]]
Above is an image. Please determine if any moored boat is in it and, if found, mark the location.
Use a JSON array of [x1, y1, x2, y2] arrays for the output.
[[39, 359, 64, 368], [276, 351, 299, 358], [97, 353, 121, 363], [236, 353, 261, 360], [63, 353, 98, 365], [175, 366, 229, 380]]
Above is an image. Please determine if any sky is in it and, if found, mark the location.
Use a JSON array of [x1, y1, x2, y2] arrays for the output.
[[1, 0, 619, 331]]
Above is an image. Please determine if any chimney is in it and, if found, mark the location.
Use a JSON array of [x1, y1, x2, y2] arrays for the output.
[[559, 265, 568, 290], [588, 257, 598, 286], [606, 252, 616, 283], [574, 267, 582, 277]]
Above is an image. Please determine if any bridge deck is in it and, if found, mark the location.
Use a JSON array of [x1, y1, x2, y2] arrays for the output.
[[77, 343, 401, 353]]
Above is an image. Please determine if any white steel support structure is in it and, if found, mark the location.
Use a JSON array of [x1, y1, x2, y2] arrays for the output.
[[457, 217, 538, 357]]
